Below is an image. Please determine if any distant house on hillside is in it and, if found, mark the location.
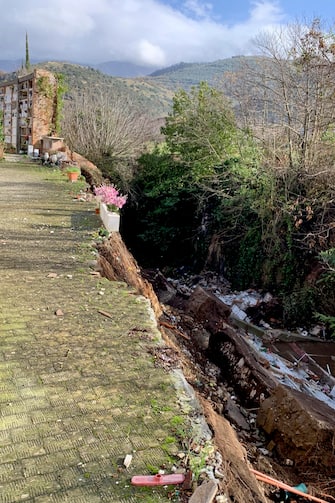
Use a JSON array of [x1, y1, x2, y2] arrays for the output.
[[0, 68, 62, 155]]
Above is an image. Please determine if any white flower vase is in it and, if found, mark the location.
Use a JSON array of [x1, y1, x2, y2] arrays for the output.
[[100, 203, 120, 232]]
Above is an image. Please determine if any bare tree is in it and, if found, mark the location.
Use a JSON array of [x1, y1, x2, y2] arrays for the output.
[[62, 89, 154, 169], [223, 20, 335, 177], [218, 19, 335, 265]]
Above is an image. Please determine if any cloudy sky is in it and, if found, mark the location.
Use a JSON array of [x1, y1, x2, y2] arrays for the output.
[[0, 0, 333, 68]]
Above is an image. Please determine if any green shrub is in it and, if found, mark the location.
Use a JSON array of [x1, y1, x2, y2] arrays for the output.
[[282, 286, 316, 328]]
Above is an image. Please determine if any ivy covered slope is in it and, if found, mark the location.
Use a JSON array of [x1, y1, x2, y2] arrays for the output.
[[123, 21, 335, 331]]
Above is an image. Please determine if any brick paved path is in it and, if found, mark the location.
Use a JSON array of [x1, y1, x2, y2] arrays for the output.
[[0, 163, 186, 502]]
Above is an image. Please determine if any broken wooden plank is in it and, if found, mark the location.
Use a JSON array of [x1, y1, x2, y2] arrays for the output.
[[159, 320, 191, 341], [230, 316, 324, 343]]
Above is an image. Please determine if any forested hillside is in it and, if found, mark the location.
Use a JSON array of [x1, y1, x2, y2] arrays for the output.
[[39, 56, 256, 118], [149, 56, 253, 90], [40, 61, 174, 119]]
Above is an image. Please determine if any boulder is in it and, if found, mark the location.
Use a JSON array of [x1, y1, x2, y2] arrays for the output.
[[257, 384, 335, 474], [189, 480, 218, 503], [224, 396, 250, 431]]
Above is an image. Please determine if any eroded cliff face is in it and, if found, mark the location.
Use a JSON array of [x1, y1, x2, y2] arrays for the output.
[[96, 232, 162, 318]]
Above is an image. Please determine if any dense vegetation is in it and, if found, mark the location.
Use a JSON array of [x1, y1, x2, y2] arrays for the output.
[[34, 20, 335, 331], [121, 21, 335, 331]]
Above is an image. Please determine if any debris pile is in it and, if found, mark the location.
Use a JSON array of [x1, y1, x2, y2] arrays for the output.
[[153, 274, 335, 495], [96, 240, 335, 501]]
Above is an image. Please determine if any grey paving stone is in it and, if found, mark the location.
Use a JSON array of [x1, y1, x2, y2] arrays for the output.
[[0, 163, 187, 502]]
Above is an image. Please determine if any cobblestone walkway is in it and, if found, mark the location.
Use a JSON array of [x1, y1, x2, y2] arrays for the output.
[[0, 163, 186, 502]]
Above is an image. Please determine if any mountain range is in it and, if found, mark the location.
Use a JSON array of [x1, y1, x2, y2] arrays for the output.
[[0, 56, 252, 118], [0, 59, 157, 77]]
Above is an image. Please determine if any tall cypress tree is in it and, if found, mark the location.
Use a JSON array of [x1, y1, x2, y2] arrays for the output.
[[25, 32, 30, 70]]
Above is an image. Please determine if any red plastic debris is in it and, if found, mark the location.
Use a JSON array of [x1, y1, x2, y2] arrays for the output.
[[131, 473, 185, 486]]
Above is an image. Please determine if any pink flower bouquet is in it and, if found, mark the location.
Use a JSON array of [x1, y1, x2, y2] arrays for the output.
[[94, 184, 127, 213]]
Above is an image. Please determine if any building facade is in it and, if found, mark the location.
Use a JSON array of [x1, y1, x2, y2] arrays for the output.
[[0, 69, 58, 154]]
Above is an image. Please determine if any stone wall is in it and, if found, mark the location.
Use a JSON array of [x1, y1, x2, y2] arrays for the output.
[[0, 69, 58, 153], [32, 69, 58, 151]]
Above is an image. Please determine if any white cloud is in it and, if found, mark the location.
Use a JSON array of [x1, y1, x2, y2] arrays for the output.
[[249, 1, 284, 23], [137, 40, 167, 66], [0, 0, 286, 67], [182, 0, 213, 19]]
